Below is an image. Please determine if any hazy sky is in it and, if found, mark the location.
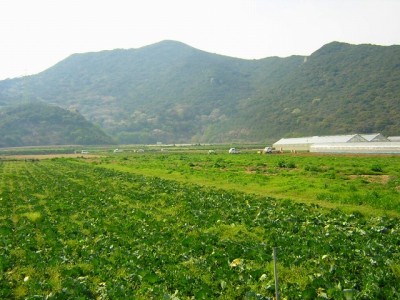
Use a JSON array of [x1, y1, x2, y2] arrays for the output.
[[1, 0, 400, 80]]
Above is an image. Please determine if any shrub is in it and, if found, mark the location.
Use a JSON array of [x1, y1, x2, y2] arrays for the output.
[[371, 164, 383, 173], [277, 160, 296, 169]]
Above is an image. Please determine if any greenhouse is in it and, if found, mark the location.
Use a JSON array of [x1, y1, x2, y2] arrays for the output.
[[272, 133, 400, 153], [388, 136, 400, 142], [310, 142, 400, 154], [273, 134, 367, 152]]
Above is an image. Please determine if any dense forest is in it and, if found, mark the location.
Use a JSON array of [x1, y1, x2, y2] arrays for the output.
[[0, 40, 399, 144]]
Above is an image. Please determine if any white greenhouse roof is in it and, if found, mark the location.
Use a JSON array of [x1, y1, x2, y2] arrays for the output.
[[361, 133, 388, 142], [273, 136, 315, 145], [274, 134, 366, 145]]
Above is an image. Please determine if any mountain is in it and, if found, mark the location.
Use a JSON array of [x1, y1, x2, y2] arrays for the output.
[[0, 40, 399, 143], [0, 102, 115, 147], [248, 42, 400, 138]]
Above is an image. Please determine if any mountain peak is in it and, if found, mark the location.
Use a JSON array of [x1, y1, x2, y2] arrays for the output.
[[139, 40, 200, 57], [152, 40, 190, 47], [311, 41, 353, 56]]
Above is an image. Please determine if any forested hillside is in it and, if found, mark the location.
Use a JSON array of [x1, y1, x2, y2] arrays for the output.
[[0, 40, 399, 144], [0, 103, 115, 147], [239, 42, 400, 139]]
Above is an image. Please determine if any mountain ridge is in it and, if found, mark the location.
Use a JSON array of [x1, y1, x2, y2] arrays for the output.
[[0, 40, 399, 144]]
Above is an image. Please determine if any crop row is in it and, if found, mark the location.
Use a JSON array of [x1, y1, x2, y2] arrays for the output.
[[0, 158, 399, 299]]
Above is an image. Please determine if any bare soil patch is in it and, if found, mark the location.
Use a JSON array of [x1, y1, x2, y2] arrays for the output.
[[348, 174, 390, 184]]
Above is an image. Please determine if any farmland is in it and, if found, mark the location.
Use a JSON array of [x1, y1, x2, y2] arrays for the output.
[[1, 151, 400, 299], [102, 151, 400, 216]]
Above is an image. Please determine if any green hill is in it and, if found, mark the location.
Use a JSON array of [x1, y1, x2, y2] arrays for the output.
[[0, 40, 399, 143], [247, 42, 400, 138], [0, 103, 115, 147]]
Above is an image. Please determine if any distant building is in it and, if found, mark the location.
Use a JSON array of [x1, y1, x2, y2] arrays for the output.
[[273, 134, 367, 152], [273, 133, 400, 154]]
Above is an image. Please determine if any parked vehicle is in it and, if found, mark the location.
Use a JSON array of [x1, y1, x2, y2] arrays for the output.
[[228, 148, 240, 154], [263, 147, 273, 154]]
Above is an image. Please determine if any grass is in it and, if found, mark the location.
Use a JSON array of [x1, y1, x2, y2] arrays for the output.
[[95, 152, 400, 217]]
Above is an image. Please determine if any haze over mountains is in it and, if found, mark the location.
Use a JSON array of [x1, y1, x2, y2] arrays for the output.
[[0, 40, 399, 146]]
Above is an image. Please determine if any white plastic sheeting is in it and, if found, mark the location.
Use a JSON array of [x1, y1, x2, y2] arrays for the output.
[[310, 142, 400, 154], [273, 134, 367, 151]]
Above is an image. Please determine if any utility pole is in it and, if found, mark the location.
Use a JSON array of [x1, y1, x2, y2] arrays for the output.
[[273, 247, 279, 300]]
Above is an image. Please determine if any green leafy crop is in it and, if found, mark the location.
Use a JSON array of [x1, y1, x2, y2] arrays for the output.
[[0, 156, 399, 299]]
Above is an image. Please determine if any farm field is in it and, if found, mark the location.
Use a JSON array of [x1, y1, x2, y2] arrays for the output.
[[101, 151, 400, 217], [0, 152, 400, 299]]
